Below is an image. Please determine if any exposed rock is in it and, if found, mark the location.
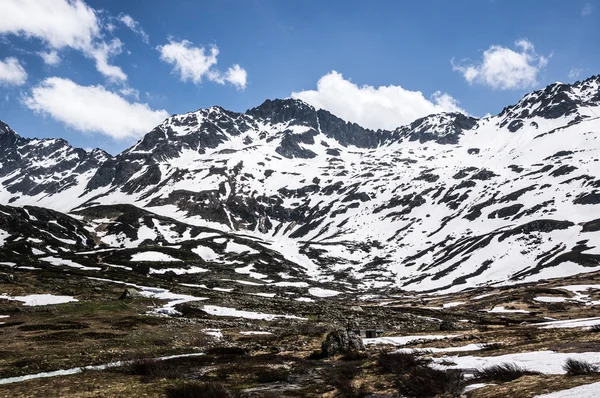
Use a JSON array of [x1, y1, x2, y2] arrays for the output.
[[119, 288, 142, 300], [0, 273, 15, 283], [320, 329, 365, 357]]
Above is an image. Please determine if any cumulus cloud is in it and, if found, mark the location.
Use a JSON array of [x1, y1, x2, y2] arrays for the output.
[[22, 77, 169, 139], [157, 39, 247, 89], [38, 50, 61, 66], [452, 39, 549, 90], [118, 14, 149, 43], [0, 57, 27, 85], [0, 0, 126, 81], [223, 64, 247, 90], [291, 71, 466, 130]]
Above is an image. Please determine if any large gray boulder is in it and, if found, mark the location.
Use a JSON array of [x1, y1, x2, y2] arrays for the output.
[[321, 329, 365, 357], [119, 288, 142, 300]]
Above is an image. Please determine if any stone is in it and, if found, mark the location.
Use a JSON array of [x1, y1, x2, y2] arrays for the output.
[[119, 288, 142, 300], [321, 329, 365, 357], [0, 273, 15, 283]]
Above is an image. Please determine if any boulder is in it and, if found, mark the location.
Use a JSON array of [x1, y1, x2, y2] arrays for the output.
[[0, 273, 15, 283], [119, 288, 142, 300], [321, 329, 365, 357]]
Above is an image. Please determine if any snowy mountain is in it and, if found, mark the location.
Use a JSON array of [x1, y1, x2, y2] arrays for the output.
[[1, 74, 600, 294]]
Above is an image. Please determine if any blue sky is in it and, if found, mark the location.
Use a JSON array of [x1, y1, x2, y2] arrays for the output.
[[0, 0, 598, 154]]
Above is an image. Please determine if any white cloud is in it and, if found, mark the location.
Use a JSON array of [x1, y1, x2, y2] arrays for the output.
[[0, 0, 126, 81], [452, 39, 549, 90], [38, 50, 61, 66], [0, 57, 27, 85], [158, 40, 218, 83], [291, 71, 466, 130], [582, 3, 593, 16], [119, 86, 140, 100], [157, 39, 247, 89], [223, 64, 247, 90], [568, 68, 583, 80], [23, 77, 169, 139], [118, 14, 149, 43], [88, 38, 127, 82]]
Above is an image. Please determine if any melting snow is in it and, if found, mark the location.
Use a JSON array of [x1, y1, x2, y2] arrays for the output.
[[363, 334, 461, 346], [203, 328, 223, 339], [535, 296, 569, 303], [41, 256, 101, 271], [131, 251, 181, 262], [435, 350, 600, 374], [225, 241, 259, 255], [396, 343, 485, 354], [149, 266, 208, 275], [535, 381, 600, 397], [0, 294, 77, 306], [485, 306, 529, 313], [235, 265, 268, 279], [0, 352, 205, 385], [536, 317, 600, 329], [192, 245, 219, 261], [308, 287, 341, 297], [200, 305, 307, 321]]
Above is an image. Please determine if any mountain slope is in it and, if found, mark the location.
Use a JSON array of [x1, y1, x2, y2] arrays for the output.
[[1, 74, 600, 293]]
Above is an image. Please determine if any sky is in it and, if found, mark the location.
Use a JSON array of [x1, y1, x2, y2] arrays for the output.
[[0, 0, 598, 154]]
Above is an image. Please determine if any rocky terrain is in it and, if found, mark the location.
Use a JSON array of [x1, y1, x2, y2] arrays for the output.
[[1, 74, 600, 397]]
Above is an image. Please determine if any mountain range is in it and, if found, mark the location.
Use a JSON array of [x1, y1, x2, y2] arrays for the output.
[[1, 74, 599, 294]]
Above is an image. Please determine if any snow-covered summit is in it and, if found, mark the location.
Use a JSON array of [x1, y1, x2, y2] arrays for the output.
[[1, 75, 600, 293]]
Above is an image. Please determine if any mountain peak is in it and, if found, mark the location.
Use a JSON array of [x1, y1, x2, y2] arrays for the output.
[[245, 98, 316, 124]]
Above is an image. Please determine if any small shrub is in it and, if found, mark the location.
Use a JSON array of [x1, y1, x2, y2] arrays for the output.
[[396, 366, 463, 397], [308, 350, 327, 360], [296, 322, 329, 337], [327, 364, 361, 386], [438, 359, 457, 366], [522, 331, 538, 342], [115, 358, 182, 380], [254, 367, 290, 383], [340, 350, 369, 361], [327, 364, 369, 398], [439, 320, 457, 331], [205, 346, 248, 358], [564, 358, 599, 376], [377, 351, 431, 375], [474, 362, 540, 382], [164, 381, 232, 398], [336, 380, 370, 398]]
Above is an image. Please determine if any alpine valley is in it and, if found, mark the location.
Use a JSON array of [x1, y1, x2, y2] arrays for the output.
[[2, 75, 600, 397]]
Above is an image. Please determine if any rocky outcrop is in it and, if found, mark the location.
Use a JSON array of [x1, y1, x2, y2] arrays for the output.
[[320, 329, 365, 357]]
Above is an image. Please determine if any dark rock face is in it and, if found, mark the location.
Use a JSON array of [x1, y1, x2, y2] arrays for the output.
[[498, 75, 600, 129], [248, 99, 385, 151], [0, 122, 110, 199], [0, 204, 96, 262], [320, 329, 365, 357], [395, 113, 478, 144], [488, 204, 524, 219]]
